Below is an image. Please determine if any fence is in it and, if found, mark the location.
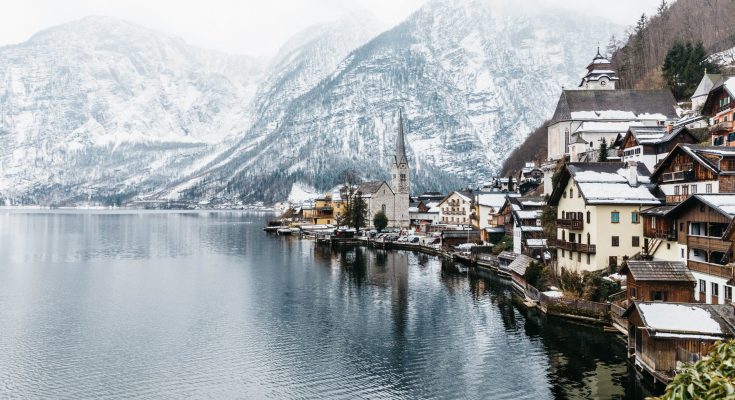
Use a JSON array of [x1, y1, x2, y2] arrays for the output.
[[540, 292, 610, 320]]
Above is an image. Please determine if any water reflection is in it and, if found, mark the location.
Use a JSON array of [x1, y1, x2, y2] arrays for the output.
[[0, 211, 656, 399]]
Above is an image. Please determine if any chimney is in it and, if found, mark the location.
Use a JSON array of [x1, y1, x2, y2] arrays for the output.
[[627, 161, 638, 186], [667, 123, 674, 133]]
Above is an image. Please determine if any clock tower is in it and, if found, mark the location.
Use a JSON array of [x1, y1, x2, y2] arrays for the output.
[[391, 109, 410, 227]]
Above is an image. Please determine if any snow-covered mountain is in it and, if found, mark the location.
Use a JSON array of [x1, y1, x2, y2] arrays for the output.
[[0, 1, 620, 205], [167, 0, 620, 202]]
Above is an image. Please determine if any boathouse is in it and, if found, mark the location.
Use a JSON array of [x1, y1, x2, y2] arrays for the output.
[[623, 301, 735, 383], [619, 261, 695, 304]]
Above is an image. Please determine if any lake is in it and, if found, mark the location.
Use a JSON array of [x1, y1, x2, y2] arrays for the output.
[[0, 210, 655, 399]]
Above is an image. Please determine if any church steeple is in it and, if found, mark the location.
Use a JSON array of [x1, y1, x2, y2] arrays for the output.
[[391, 108, 409, 195], [395, 108, 408, 165]]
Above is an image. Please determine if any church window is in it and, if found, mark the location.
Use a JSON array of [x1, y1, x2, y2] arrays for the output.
[[381, 204, 386, 214], [400, 174, 406, 179]]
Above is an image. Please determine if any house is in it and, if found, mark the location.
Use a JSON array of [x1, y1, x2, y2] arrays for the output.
[[624, 301, 735, 383], [640, 205, 680, 261], [475, 192, 519, 242], [661, 194, 735, 304], [620, 125, 697, 173], [549, 162, 661, 273], [503, 254, 534, 293], [437, 191, 474, 226], [619, 261, 695, 304], [579, 48, 619, 90], [416, 191, 445, 203], [691, 72, 721, 111], [505, 196, 545, 255], [700, 75, 735, 146], [649, 144, 735, 204], [409, 200, 439, 231]]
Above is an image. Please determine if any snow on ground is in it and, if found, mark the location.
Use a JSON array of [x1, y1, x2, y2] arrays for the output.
[[287, 182, 320, 204]]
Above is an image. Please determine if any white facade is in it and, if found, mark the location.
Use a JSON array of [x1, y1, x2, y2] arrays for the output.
[[438, 192, 473, 226], [693, 271, 735, 305]]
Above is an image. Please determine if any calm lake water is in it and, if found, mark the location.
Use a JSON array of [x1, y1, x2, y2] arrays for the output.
[[0, 211, 656, 399]]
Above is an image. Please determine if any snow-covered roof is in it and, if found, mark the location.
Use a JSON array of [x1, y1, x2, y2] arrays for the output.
[[526, 239, 547, 247], [515, 210, 540, 219], [476, 193, 518, 209], [552, 89, 678, 124], [575, 121, 642, 133], [519, 226, 543, 232], [652, 144, 735, 179], [692, 194, 735, 217], [551, 162, 661, 206], [691, 73, 721, 99], [630, 302, 735, 339]]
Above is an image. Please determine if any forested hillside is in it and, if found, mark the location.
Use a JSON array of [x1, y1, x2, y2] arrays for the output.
[[611, 0, 735, 91]]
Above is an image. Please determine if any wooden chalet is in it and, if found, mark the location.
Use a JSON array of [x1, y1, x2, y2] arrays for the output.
[[624, 301, 735, 384], [620, 125, 697, 173], [649, 144, 735, 204], [700, 76, 735, 146], [619, 261, 695, 304]]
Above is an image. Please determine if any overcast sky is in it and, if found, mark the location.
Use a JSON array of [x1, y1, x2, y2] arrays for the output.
[[0, 0, 662, 56]]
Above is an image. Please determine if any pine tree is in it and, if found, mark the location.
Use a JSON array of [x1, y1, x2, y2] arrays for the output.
[[373, 211, 388, 232], [507, 176, 514, 192], [662, 40, 719, 100], [598, 138, 608, 162], [350, 191, 368, 232]]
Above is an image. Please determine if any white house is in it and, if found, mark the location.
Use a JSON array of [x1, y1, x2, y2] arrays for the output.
[[549, 162, 662, 272], [438, 191, 473, 226]]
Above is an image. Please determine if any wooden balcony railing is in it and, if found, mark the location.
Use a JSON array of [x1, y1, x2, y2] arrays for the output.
[[556, 218, 583, 230], [661, 169, 694, 183], [688, 236, 733, 253], [688, 260, 735, 279], [710, 120, 734, 133], [665, 194, 690, 204], [556, 240, 596, 254]]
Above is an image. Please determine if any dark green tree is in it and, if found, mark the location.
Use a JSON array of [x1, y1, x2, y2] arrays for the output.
[[349, 191, 368, 232], [663, 41, 719, 100], [523, 261, 549, 290], [507, 176, 514, 192], [597, 138, 608, 162], [373, 211, 388, 232]]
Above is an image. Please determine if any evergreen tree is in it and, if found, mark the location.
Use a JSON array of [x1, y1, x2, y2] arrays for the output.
[[662, 40, 719, 100], [507, 176, 514, 192], [373, 211, 388, 232], [597, 138, 608, 162], [349, 191, 368, 232], [657, 0, 668, 16]]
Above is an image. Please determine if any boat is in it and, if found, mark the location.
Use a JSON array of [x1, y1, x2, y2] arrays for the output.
[[289, 227, 301, 234], [277, 228, 292, 235]]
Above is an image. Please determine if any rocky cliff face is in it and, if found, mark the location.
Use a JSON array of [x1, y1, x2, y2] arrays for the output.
[[0, 1, 619, 205]]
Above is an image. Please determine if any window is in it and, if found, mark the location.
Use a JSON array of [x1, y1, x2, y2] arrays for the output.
[[561, 249, 565, 257], [680, 222, 684, 231], [726, 286, 733, 302], [651, 291, 667, 302], [632, 236, 640, 247], [578, 190, 581, 198], [682, 185, 689, 196], [570, 188, 573, 198], [569, 251, 573, 260], [682, 248, 686, 258], [713, 282, 720, 298], [577, 252, 581, 262], [586, 254, 590, 264], [674, 185, 680, 195], [631, 211, 639, 224], [611, 211, 620, 223], [563, 191, 567, 198], [652, 216, 657, 229], [586, 211, 591, 224], [612, 236, 619, 247], [707, 183, 713, 193], [691, 184, 697, 194], [631, 287, 637, 298], [381, 204, 386, 214], [700, 279, 706, 293], [667, 243, 671, 250]]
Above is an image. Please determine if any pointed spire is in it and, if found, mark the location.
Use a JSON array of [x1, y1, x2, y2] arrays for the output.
[[395, 108, 408, 165]]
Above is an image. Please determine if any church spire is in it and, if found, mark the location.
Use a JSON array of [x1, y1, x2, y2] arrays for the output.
[[395, 108, 408, 165]]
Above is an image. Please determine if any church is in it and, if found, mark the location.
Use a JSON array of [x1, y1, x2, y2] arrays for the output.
[[357, 110, 411, 228]]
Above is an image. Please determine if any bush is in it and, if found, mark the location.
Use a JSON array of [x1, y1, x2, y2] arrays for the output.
[[558, 269, 620, 302], [491, 236, 513, 255], [652, 340, 735, 400], [524, 261, 549, 290], [373, 211, 388, 232]]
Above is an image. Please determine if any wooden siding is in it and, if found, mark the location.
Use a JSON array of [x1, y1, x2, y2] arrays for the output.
[[656, 151, 715, 185], [625, 271, 694, 302], [643, 215, 675, 240]]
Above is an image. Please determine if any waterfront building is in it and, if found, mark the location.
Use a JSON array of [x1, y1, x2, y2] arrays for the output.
[[644, 194, 735, 304], [504, 196, 545, 255], [549, 162, 661, 273], [437, 191, 473, 226], [700, 75, 735, 146], [620, 125, 697, 173], [619, 261, 695, 304], [649, 144, 735, 204], [474, 192, 518, 242], [624, 301, 735, 384], [409, 200, 439, 232]]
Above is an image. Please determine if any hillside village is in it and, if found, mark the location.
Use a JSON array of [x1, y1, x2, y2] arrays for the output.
[[275, 47, 735, 386]]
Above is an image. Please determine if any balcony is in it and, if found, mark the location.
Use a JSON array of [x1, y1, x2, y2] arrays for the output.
[[710, 120, 734, 133], [688, 236, 733, 253], [556, 218, 583, 230], [661, 169, 693, 183], [664, 194, 690, 204], [688, 260, 735, 279], [556, 240, 596, 254]]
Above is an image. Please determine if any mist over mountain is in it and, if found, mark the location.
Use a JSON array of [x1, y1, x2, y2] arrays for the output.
[[0, 1, 619, 205]]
